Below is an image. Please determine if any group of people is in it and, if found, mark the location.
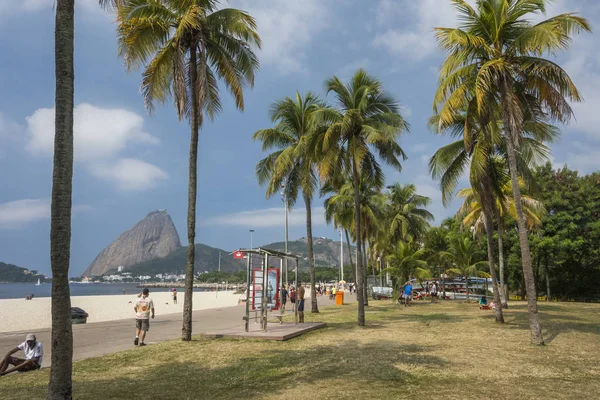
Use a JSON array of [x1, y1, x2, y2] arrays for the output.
[[278, 282, 306, 322], [24, 293, 35, 301]]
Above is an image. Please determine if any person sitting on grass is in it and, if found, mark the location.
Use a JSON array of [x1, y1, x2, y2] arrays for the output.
[[479, 296, 488, 309], [0, 334, 43, 376]]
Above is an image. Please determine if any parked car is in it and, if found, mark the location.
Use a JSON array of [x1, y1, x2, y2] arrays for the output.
[[372, 286, 393, 300]]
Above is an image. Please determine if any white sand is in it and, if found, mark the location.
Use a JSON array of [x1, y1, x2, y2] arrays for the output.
[[0, 291, 240, 334]]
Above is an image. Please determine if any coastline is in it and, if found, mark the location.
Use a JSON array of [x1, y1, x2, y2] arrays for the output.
[[0, 290, 240, 334]]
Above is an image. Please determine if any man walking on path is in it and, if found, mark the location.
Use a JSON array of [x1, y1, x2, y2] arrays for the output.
[[403, 281, 413, 307], [297, 282, 306, 323], [0, 334, 43, 376], [172, 289, 177, 305], [134, 288, 154, 346], [280, 285, 288, 311]]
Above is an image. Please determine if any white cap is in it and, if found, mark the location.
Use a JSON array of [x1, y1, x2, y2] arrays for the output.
[[25, 333, 36, 341]]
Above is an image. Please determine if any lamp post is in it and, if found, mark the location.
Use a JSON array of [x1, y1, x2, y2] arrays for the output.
[[281, 184, 289, 285], [250, 229, 255, 250], [339, 228, 344, 282]]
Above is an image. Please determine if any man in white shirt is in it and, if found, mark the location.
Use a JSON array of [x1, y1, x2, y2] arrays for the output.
[[134, 288, 155, 346], [0, 333, 43, 376]]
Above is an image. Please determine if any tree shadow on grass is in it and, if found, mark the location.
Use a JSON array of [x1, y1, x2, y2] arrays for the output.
[[30, 339, 446, 400], [506, 305, 599, 344]]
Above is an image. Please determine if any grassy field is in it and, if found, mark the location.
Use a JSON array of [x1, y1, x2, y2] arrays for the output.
[[1, 300, 599, 399]]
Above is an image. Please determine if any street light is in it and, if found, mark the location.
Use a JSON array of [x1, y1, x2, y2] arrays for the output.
[[281, 184, 289, 285], [250, 229, 255, 250], [339, 228, 343, 281]]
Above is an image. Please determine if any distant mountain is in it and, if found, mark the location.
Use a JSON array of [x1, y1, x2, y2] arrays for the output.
[[108, 243, 245, 276], [83, 210, 181, 276], [262, 237, 356, 270], [0, 262, 46, 283]]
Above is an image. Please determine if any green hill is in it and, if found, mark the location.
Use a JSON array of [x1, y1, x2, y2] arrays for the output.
[[262, 237, 355, 270], [109, 243, 245, 276], [0, 262, 46, 283]]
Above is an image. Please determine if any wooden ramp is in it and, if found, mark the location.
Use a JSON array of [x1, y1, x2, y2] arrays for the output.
[[201, 322, 326, 341]]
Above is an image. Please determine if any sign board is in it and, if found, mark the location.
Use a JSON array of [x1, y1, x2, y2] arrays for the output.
[[233, 251, 245, 259], [251, 267, 280, 311]]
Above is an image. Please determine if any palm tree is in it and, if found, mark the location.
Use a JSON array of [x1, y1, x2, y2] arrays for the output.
[[423, 227, 452, 298], [117, 0, 260, 340], [322, 170, 386, 306], [319, 69, 409, 326], [383, 241, 431, 296], [254, 92, 324, 313], [457, 176, 546, 306], [386, 183, 434, 243], [434, 0, 590, 345], [447, 235, 490, 302], [48, 2, 75, 398]]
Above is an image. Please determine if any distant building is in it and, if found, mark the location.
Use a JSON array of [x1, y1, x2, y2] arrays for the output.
[[117, 266, 124, 272]]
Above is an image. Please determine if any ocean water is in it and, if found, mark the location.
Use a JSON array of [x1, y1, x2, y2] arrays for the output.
[[0, 283, 204, 299]]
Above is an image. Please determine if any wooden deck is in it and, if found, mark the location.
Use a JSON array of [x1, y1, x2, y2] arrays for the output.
[[201, 322, 326, 341]]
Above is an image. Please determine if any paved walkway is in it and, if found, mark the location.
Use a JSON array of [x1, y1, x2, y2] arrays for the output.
[[0, 292, 352, 367]]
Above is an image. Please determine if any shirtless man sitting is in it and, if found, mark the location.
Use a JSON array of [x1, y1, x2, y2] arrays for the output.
[[0, 334, 43, 376]]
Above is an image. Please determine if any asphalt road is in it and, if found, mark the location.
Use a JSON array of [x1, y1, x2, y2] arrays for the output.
[[0, 293, 348, 368]]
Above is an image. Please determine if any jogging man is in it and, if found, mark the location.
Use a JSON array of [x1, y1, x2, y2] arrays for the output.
[[0, 334, 43, 376], [134, 288, 154, 346]]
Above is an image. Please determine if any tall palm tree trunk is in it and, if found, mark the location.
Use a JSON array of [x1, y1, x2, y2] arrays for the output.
[[48, 2, 75, 399], [362, 241, 369, 306], [496, 210, 508, 307], [304, 193, 319, 313], [344, 229, 355, 276], [182, 45, 199, 341], [480, 197, 504, 322], [502, 91, 544, 345], [352, 161, 365, 326], [544, 253, 551, 302]]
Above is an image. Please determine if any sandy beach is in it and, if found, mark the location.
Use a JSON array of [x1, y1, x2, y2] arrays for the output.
[[0, 290, 240, 334]]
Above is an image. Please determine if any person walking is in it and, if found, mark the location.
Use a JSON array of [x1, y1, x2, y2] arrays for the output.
[[280, 285, 288, 311], [297, 282, 306, 323], [172, 288, 177, 304], [403, 281, 413, 307], [134, 288, 154, 346], [431, 281, 438, 303]]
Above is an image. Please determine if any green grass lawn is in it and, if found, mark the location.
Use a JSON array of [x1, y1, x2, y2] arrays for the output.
[[1, 300, 599, 399]]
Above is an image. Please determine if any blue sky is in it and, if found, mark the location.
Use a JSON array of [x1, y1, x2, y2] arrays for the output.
[[1, 0, 599, 276]]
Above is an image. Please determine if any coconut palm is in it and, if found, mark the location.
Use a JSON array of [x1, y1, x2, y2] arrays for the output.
[[48, 2, 76, 398], [254, 92, 324, 313], [383, 241, 431, 295], [322, 169, 386, 306], [434, 0, 590, 344], [319, 69, 409, 326], [423, 227, 452, 298], [457, 175, 546, 306], [386, 183, 434, 243], [447, 235, 490, 302], [117, 0, 260, 340]]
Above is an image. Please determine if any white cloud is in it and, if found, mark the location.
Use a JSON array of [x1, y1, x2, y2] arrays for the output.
[[232, 0, 328, 74], [89, 158, 168, 192], [22, 103, 166, 192], [26, 103, 159, 161], [204, 206, 326, 228], [372, 0, 459, 60], [0, 199, 91, 228]]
